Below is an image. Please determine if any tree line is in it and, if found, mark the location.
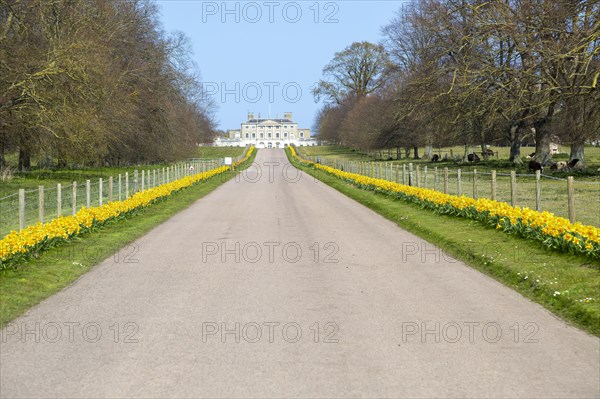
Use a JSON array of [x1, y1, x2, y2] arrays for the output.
[[0, 0, 216, 170], [313, 0, 599, 166]]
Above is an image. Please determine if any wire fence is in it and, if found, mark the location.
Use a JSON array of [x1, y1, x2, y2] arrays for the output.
[[0, 150, 251, 238], [306, 156, 600, 227]]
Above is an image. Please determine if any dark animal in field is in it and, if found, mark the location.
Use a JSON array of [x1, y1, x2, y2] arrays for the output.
[[467, 153, 480, 162], [568, 158, 579, 168], [528, 160, 543, 172], [482, 149, 494, 157], [526, 152, 536, 160], [431, 154, 440, 162]]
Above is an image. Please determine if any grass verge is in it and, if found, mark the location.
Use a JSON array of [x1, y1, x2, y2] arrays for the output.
[[0, 150, 257, 327], [288, 149, 600, 336]]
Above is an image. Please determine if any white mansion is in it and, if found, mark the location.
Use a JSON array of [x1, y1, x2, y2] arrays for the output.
[[214, 112, 317, 148]]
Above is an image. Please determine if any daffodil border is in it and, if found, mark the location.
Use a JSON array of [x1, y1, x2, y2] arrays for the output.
[[289, 146, 599, 259], [0, 147, 255, 268]]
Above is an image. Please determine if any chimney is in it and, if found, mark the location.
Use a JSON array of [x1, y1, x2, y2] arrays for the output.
[[284, 112, 292, 120], [248, 112, 254, 120]]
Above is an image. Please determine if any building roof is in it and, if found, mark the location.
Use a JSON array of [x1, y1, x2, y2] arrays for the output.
[[245, 118, 294, 124]]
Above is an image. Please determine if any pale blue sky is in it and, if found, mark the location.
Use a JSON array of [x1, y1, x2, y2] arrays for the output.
[[158, 1, 408, 131]]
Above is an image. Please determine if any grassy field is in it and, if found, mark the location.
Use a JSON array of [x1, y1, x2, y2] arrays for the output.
[[1, 146, 244, 196], [301, 144, 600, 172], [0, 149, 257, 327], [0, 146, 246, 237], [299, 146, 600, 227], [287, 148, 600, 336], [195, 146, 245, 159]]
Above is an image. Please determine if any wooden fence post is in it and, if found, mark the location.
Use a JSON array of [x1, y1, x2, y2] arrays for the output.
[[118, 174, 122, 201], [409, 163, 413, 186], [99, 178, 103, 206], [457, 169, 462, 196], [72, 182, 77, 215], [125, 173, 129, 199], [141, 170, 145, 192], [402, 164, 406, 185], [535, 170, 541, 211], [491, 170, 496, 201], [415, 165, 420, 187], [38, 185, 44, 224], [86, 180, 91, 208], [424, 166, 428, 188], [510, 171, 517, 206], [57, 183, 62, 217], [108, 176, 113, 202], [19, 189, 25, 232], [153, 170, 156, 187], [395, 165, 399, 182], [567, 176, 575, 223], [443, 168, 449, 194], [473, 169, 477, 199], [434, 167, 438, 191], [134, 170, 138, 193]]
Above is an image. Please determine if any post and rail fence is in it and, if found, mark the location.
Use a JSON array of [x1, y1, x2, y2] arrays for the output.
[[305, 155, 599, 227], [0, 147, 252, 238]]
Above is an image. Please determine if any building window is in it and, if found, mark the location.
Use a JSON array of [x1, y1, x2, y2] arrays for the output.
[[268, 133, 272, 138], [284, 132, 288, 138], [300, 132, 304, 138], [252, 133, 256, 138], [276, 133, 280, 138], [260, 133, 263, 138], [245, 133, 249, 138]]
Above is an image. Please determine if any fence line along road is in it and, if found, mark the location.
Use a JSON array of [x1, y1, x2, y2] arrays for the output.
[[0, 149, 250, 239], [306, 156, 600, 227]]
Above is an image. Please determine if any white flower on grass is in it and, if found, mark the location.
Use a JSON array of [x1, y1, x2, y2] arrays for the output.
[[553, 291, 561, 297]]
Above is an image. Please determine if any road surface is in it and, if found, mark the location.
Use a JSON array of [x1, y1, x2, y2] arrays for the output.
[[1, 149, 599, 398]]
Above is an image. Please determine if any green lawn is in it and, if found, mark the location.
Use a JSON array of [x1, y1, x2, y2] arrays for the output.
[[288, 148, 600, 336], [0, 149, 257, 327], [0, 147, 247, 237], [299, 146, 600, 227], [195, 146, 245, 159]]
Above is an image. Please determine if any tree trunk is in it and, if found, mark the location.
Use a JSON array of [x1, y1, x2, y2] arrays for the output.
[[405, 147, 410, 158], [424, 145, 433, 159], [533, 104, 555, 166], [509, 124, 523, 164], [569, 140, 585, 168], [463, 144, 470, 162], [396, 147, 401, 160], [0, 144, 5, 168], [413, 145, 419, 159], [481, 143, 488, 160], [534, 131, 551, 166], [18, 146, 31, 171]]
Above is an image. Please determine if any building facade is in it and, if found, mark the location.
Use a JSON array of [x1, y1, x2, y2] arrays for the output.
[[214, 112, 317, 148]]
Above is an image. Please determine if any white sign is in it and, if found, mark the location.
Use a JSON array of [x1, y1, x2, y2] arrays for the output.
[[224, 157, 233, 166]]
